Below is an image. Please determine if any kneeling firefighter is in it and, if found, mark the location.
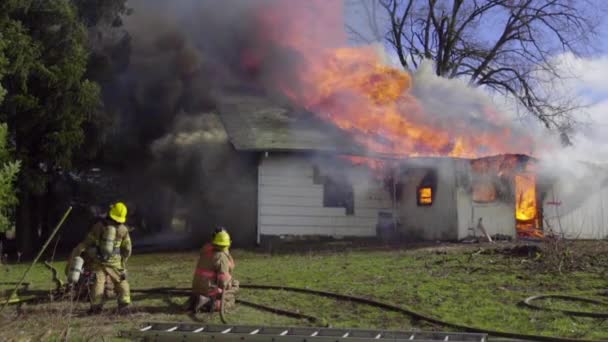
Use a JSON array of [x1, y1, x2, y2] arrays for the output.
[[190, 227, 239, 313], [65, 202, 132, 314]]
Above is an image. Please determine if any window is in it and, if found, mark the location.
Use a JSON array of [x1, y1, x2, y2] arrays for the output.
[[416, 169, 437, 206], [323, 177, 354, 215], [418, 187, 432, 205]]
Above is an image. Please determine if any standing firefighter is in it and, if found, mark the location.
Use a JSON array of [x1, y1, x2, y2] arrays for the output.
[[66, 202, 132, 314], [190, 227, 238, 313]]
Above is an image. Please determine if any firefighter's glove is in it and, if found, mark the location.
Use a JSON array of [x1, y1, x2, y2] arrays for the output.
[[120, 270, 128, 281]]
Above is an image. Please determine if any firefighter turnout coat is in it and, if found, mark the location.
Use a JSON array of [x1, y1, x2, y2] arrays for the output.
[[68, 220, 132, 306], [192, 243, 235, 298]]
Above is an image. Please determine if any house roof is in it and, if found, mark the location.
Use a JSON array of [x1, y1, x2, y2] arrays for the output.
[[216, 93, 370, 155], [215, 93, 538, 163]]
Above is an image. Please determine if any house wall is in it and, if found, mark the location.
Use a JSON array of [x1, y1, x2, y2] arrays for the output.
[[455, 160, 516, 240], [396, 158, 461, 240], [258, 154, 393, 237], [456, 188, 516, 239], [543, 184, 608, 239]]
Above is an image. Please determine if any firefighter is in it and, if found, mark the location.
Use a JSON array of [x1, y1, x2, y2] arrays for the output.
[[190, 227, 238, 313], [66, 202, 132, 314]]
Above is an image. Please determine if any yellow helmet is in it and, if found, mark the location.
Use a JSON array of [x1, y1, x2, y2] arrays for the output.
[[212, 228, 231, 247], [109, 202, 128, 223]]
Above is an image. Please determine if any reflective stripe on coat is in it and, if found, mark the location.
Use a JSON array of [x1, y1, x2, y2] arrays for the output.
[[191, 243, 235, 297]]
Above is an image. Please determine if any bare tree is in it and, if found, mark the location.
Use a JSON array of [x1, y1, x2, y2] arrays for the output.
[[348, 0, 602, 141]]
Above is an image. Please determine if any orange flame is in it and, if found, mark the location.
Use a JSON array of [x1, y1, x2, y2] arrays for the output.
[[515, 173, 537, 222], [418, 187, 433, 205], [247, 0, 532, 164], [514, 171, 542, 238]]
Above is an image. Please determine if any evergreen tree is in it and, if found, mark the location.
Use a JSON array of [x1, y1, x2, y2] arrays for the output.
[[0, 0, 100, 254], [0, 34, 20, 234]]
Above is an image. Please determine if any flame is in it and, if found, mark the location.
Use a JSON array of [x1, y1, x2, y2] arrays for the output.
[[418, 187, 433, 205], [514, 173, 537, 221], [245, 0, 533, 164]]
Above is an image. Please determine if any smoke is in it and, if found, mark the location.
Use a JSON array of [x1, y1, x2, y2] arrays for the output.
[[96, 0, 272, 246], [410, 61, 533, 155], [98, 0, 606, 245]]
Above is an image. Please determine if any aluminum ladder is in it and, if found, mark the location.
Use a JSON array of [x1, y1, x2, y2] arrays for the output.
[[120, 322, 488, 341]]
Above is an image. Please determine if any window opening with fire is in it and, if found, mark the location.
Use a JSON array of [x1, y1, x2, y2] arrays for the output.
[[418, 187, 432, 205], [416, 169, 437, 206]]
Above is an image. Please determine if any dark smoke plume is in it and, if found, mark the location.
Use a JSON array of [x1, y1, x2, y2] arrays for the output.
[[94, 0, 287, 247]]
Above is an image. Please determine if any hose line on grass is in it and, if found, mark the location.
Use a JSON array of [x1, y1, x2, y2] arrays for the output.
[[4, 284, 605, 342], [522, 294, 608, 318], [131, 288, 324, 325], [130, 285, 603, 342]]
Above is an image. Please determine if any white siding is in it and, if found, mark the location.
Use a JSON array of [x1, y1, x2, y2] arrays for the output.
[[397, 158, 461, 240], [456, 188, 516, 240], [543, 185, 608, 239], [258, 154, 393, 237]]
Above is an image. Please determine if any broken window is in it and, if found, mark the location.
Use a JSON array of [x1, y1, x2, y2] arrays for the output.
[[323, 177, 354, 215], [418, 187, 432, 205], [416, 169, 437, 206]]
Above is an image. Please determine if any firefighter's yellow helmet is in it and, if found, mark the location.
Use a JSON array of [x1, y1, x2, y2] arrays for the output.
[[212, 228, 231, 247], [109, 202, 128, 223]]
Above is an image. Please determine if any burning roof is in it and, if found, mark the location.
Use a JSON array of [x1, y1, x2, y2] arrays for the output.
[[217, 93, 369, 155], [240, 0, 534, 160]]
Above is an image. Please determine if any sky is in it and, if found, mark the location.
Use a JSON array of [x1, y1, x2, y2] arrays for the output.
[[556, 13, 608, 163]]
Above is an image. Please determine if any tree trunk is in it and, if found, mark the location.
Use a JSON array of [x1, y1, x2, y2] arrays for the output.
[[16, 189, 33, 258]]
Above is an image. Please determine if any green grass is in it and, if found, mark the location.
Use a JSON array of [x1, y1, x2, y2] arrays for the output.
[[1, 242, 607, 341]]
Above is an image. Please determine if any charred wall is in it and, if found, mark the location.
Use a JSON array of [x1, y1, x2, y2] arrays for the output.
[[396, 158, 461, 241]]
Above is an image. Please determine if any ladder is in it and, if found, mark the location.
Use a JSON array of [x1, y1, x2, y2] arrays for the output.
[[120, 322, 488, 342]]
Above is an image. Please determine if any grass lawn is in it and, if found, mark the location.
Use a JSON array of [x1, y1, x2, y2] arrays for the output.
[[1, 241, 607, 341]]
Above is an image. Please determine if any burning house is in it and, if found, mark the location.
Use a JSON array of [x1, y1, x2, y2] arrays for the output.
[[209, 94, 590, 244], [114, 0, 607, 246]]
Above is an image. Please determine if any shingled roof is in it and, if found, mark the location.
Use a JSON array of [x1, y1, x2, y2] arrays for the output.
[[216, 93, 369, 155]]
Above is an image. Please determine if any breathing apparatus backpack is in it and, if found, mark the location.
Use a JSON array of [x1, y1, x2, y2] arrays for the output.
[[98, 222, 118, 261], [67, 256, 85, 284]]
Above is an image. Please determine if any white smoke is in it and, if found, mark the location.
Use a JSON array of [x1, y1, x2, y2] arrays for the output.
[[411, 61, 517, 126]]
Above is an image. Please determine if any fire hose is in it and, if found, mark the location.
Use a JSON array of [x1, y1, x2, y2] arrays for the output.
[[522, 294, 608, 318], [3, 283, 607, 342], [127, 285, 607, 342], [3, 256, 607, 342], [219, 285, 227, 324]]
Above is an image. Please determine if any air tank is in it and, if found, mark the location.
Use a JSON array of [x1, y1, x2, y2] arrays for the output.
[[67, 256, 84, 283], [99, 225, 117, 259]]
